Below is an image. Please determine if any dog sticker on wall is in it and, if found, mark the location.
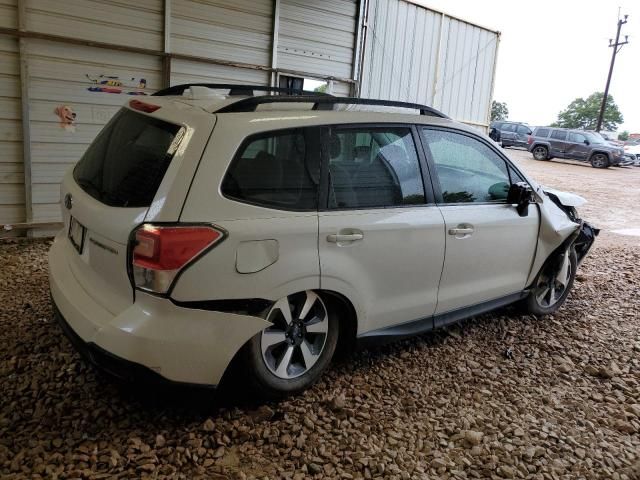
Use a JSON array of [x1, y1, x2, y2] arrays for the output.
[[54, 105, 77, 132]]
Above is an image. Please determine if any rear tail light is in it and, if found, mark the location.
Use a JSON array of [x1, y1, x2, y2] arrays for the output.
[[130, 224, 225, 295], [527, 135, 533, 145], [130, 99, 161, 113]]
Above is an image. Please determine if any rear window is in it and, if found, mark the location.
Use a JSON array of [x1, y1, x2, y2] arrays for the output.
[[535, 128, 550, 137], [73, 109, 184, 207], [221, 129, 319, 211]]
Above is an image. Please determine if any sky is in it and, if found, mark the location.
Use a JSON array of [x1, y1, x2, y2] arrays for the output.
[[416, 0, 639, 133]]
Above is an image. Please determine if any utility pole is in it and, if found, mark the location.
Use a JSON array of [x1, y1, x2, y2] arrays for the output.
[[596, 14, 629, 132]]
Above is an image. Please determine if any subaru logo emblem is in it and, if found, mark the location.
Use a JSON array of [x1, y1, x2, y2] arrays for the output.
[[64, 193, 73, 210]]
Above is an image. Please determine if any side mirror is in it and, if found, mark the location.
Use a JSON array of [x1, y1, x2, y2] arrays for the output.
[[507, 182, 533, 217], [584, 139, 590, 145]]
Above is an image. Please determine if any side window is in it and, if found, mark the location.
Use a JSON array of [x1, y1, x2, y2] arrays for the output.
[[517, 125, 531, 134], [325, 126, 425, 209], [221, 129, 319, 210], [536, 128, 550, 137], [568, 132, 586, 143], [550, 130, 568, 141], [502, 124, 516, 132], [421, 129, 513, 204]]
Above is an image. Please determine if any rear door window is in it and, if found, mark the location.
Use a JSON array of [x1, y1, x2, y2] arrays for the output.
[[73, 109, 184, 207], [221, 129, 320, 211], [322, 126, 426, 209], [550, 130, 568, 141]]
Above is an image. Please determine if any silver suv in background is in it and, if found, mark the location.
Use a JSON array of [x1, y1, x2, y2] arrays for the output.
[[528, 127, 625, 168]]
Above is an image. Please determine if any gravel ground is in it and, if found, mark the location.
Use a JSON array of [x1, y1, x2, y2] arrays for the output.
[[1, 158, 639, 479]]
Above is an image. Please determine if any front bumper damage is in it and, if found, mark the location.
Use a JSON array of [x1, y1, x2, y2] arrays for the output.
[[573, 221, 599, 265]]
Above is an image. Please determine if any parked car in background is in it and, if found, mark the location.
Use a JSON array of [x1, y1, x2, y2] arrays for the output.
[[528, 127, 625, 168], [623, 141, 640, 166], [490, 121, 533, 148]]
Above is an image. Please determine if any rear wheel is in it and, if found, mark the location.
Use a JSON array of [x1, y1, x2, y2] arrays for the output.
[[532, 145, 549, 160], [590, 153, 609, 168], [241, 290, 338, 399], [526, 248, 577, 316]]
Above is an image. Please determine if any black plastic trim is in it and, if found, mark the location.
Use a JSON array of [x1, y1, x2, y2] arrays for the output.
[[170, 298, 273, 317], [152, 83, 332, 97], [215, 95, 449, 118], [356, 291, 527, 347]]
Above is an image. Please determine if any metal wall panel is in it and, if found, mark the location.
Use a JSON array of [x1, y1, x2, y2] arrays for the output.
[[24, 0, 163, 50], [0, 0, 18, 29], [26, 39, 161, 222], [171, 59, 270, 86], [170, 0, 273, 66], [278, 0, 357, 79], [360, 0, 499, 130], [0, 35, 24, 224]]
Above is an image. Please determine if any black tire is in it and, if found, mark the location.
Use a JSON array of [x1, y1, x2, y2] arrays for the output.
[[532, 145, 549, 161], [525, 248, 577, 316], [590, 153, 610, 168], [239, 291, 339, 400]]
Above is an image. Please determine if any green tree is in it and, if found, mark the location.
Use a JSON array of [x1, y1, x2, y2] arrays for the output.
[[314, 83, 328, 94], [551, 92, 623, 131], [618, 130, 629, 141], [491, 101, 509, 121]]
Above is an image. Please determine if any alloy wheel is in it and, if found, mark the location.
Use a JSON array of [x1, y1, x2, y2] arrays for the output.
[[260, 291, 328, 379], [533, 251, 572, 308], [533, 146, 547, 160], [591, 154, 607, 168]]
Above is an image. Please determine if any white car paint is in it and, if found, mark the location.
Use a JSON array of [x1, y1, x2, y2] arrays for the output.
[[48, 90, 590, 387], [542, 187, 587, 207]]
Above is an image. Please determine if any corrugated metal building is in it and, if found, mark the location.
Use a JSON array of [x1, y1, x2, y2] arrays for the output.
[[0, 0, 499, 231]]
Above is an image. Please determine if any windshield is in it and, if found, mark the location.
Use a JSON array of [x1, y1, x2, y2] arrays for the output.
[[73, 109, 184, 207]]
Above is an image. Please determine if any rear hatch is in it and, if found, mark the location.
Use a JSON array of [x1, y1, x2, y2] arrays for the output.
[[60, 98, 216, 316]]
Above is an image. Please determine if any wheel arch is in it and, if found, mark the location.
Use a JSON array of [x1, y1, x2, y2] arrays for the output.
[[317, 290, 358, 358]]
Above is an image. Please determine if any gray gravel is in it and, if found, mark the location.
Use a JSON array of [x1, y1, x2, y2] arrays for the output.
[[1, 238, 639, 479]]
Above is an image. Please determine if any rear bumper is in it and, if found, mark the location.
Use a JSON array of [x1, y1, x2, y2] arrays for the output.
[[48, 233, 269, 386]]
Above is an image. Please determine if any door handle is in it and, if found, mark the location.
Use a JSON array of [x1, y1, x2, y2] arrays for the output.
[[448, 225, 474, 236], [327, 233, 364, 243]]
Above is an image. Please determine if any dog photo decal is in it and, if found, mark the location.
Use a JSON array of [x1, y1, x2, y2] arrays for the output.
[[54, 105, 77, 132]]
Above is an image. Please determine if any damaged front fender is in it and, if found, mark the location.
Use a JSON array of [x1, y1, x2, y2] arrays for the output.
[[526, 185, 598, 286]]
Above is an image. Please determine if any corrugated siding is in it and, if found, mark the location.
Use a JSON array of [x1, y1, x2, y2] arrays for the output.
[[24, 0, 163, 50], [171, 59, 270, 86], [360, 0, 498, 129], [26, 39, 161, 222], [171, 0, 273, 66], [0, 35, 24, 224], [0, 0, 18, 29], [278, 0, 357, 79]]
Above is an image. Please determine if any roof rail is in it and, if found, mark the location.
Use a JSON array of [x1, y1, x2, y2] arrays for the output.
[[152, 83, 332, 97], [214, 95, 449, 118]]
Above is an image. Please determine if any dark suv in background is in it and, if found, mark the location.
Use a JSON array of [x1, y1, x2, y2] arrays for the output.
[[528, 127, 624, 168], [490, 121, 533, 148]]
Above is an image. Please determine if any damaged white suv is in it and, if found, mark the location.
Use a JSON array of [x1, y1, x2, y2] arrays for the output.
[[49, 84, 597, 398]]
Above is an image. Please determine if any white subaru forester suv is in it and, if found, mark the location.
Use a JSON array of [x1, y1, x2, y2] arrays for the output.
[[49, 84, 597, 398]]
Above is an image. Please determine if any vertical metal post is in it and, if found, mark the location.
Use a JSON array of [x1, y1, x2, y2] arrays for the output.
[[270, 0, 280, 87], [350, 0, 366, 96], [485, 33, 500, 132], [431, 13, 446, 108], [162, 0, 172, 88], [17, 1, 33, 224], [596, 15, 628, 132]]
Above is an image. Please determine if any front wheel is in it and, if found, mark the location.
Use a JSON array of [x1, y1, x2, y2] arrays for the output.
[[590, 153, 610, 168], [525, 248, 577, 316], [240, 290, 338, 399], [532, 145, 549, 160]]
